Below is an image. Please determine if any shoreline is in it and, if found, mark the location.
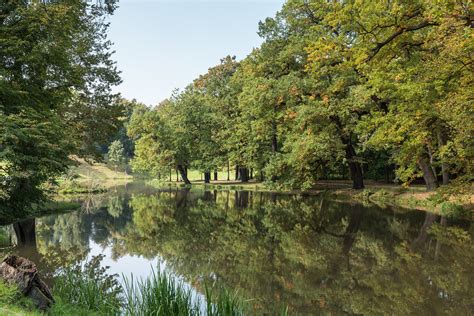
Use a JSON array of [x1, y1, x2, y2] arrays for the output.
[[148, 179, 473, 219]]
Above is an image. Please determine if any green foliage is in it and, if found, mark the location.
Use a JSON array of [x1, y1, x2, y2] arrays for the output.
[[107, 140, 126, 170], [123, 269, 200, 316], [5, 187, 472, 314], [53, 255, 123, 315], [0, 280, 39, 314], [439, 202, 467, 219], [0, 280, 19, 305], [0, 0, 122, 214], [128, 103, 183, 176], [58, 179, 107, 194], [204, 283, 247, 316], [428, 223, 471, 246], [126, 0, 472, 196], [0, 226, 11, 247]]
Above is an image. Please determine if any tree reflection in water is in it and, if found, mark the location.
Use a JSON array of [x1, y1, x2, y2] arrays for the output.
[[2, 187, 473, 314]]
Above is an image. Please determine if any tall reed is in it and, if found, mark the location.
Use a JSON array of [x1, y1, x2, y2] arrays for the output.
[[52, 255, 122, 315], [123, 269, 200, 316], [52, 257, 273, 315], [204, 283, 247, 316]]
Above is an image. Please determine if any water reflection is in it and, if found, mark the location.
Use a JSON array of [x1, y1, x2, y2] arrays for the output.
[[1, 185, 473, 314]]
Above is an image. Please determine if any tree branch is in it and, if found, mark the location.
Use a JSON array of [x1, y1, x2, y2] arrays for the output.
[[367, 20, 438, 61]]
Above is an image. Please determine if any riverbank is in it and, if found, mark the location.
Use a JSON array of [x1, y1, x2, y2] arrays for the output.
[[60, 160, 474, 218], [0, 258, 250, 316], [150, 179, 473, 219]]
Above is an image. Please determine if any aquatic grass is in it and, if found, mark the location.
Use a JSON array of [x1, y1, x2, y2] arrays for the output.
[[123, 269, 200, 316], [279, 305, 289, 316], [3, 257, 276, 316], [123, 268, 250, 316], [53, 255, 122, 315], [204, 283, 247, 316]]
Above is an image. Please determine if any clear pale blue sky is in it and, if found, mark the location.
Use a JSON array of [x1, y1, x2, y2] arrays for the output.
[[108, 0, 285, 106]]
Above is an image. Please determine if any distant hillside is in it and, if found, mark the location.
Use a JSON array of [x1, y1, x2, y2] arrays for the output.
[[70, 157, 133, 180]]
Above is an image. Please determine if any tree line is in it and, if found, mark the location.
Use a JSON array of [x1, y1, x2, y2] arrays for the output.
[[127, 0, 473, 192]]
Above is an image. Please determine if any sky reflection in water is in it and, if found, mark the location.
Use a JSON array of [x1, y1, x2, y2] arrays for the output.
[[1, 184, 473, 315]]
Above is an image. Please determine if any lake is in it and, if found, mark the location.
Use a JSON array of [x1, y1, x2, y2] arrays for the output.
[[1, 182, 473, 314]]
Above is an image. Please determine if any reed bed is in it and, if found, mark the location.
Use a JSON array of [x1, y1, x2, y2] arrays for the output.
[[123, 269, 200, 316], [51, 257, 249, 315]]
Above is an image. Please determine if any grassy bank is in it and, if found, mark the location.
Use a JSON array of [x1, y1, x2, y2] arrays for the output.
[[62, 161, 473, 218], [148, 179, 473, 218], [0, 257, 251, 316], [69, 157, 133, 182], [53, 157, 135, 195], [0, 200, 82, 226]]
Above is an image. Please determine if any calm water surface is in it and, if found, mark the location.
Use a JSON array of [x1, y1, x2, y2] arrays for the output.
[[1, 183, 473, 314]]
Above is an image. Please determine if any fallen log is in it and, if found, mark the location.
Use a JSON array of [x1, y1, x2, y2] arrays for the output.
[[0, 255, 54, 310]]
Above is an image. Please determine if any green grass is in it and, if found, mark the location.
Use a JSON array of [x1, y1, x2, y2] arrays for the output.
[[38, 201, 82, 213], [52, 256, 122, 315], [124, 270, 248, 316], [56, 179, 107, 195], [204, 283, 247, 316], [123, 269, 200, 316], [70, 157, 133, 181], [0, 279, 108, 316], [0, 280, 19, 305], [0, 280, 40, 315], [1, 255, 250, 316]]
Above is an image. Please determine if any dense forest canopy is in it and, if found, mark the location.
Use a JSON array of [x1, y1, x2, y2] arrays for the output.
[[0, 0, 123, 213], [0, 0, 473, 215], [128, 0, 473, 192]]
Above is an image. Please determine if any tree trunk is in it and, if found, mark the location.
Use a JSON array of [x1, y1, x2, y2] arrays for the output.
[[342, 204, 364, 256], [437, 129, 449, 185], [418, 156, 439, 191], [239, 167, 249, 183], [169, 169, 172, 182], [213, 170, 218, 181], [412, 212, 438, 250], [176, 188, 190, 208], [13, 219, 36, 246], [250, 168, 253, 179], [203, 190, 212, 201], [441, 162, 449, 185], [235, 165, 239, 180], [177, 165, 191, 184], [176, 170, 179, 182], [435, 216, 447, 260], [227, 161, 230, 181], [0, 256, 54, 310], [271, 120, 278, 153], [204, 171, 211, 184], [345, 142, 364, 190]]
